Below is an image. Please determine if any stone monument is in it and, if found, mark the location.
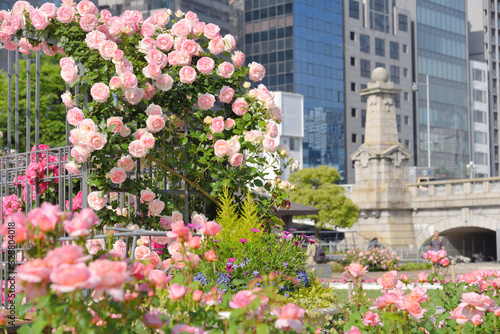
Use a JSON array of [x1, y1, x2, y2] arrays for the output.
[[349, 68, 415, 247]]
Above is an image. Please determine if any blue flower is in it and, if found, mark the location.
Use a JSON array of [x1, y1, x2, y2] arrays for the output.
[[252, 270, 259, 276], [283, 262, 288, 267]]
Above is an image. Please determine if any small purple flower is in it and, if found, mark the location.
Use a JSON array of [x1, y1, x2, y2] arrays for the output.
[[294, 241, 300, 246], [290, 228, 297, 232], [214, 239, 220, 243], [283, 262, 288, 267], [250, 228, 260, 233], [282, 231, 291, 235], [252, 270, 259, 276], [273, 225, 282, 230], [239, 238, 247, 243], [187, 223, 196, 228], [225, 265, 233, 273], [228, 258, 236, 263]]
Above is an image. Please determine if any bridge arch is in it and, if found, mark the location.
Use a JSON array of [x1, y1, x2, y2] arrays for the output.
[[415, 215, 500, 260]]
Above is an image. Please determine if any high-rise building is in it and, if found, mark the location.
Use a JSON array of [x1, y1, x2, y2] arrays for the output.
[[398, 0, 470, 179], [468, 0, 497, 176], [232, 0, 346, 179], [343, 0, 413, 183]]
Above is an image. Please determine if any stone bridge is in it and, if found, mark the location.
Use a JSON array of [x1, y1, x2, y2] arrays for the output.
[[345, 68, 500, 261]]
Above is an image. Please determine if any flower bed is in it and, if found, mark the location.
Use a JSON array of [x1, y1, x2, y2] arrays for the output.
[[343, 248, 400, 271]]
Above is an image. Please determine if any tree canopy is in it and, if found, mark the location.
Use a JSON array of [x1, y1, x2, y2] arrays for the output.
[[289, 165, 359, 235], [0, 53, 67, 152]]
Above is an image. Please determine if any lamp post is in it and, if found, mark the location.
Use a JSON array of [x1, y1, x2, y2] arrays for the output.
[[412, 75, 431, 168], [466, 161, 476, 179]]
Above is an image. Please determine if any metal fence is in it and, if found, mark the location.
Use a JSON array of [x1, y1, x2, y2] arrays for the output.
[[0, 48, 208, 308]]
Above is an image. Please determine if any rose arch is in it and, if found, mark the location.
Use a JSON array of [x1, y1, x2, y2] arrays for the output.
[[0, 0, 295, 229]]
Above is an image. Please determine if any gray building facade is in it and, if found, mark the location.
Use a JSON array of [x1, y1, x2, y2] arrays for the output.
[[344, 0, 414, 184]]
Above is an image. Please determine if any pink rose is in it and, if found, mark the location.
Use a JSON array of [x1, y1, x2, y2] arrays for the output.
[[179, 66, 197, 84], [231, 51, 245, 67], [61, 91, 76, 108], [201, 221, 222, 236], [56, 5, 75, 24], [140, 132, 155, 149], [377, 271, 398, 289], [225, 118, 236, 130], [100, 9, 112, 23], [71, 145, 90, 163], [147, 49, 167, 67], [232, 98, 249, 117], [273, 303, 305, 333], [146, 115, 165, 133], [344, 263, 368, 278], [109, 167, 127, 184], [143, 82, 156, 100], [153, 11, 170, 26], [30, 10, 49, 30], [123, 87, 145, 105], [117, 156, 135, 172], [140, 23, 155, 37], [121, 72, 138, 89], [44, 245, 88, 268], [262, 138, 277, 153], [223, 34, 236, 52], [3, 41, 18, 51], [40, 3, 56, 19], [156, 33, 174, 51], [249, 62, 266, 82], [204, 23, 220, 39], [64, 208, 99, 237], [98, 40, 117, 60], [345, 326, 361, 334], [214, 139, 229, 157], [113, 49, 124, 61], [89, 260, 128, 298], [210, 116, 225, 133], [87, 191, 107, 211], [143, 311, 165, 329], [77, 0, 98, 16], [61, 65, 79, 84], [172, 50, 191, 66], [137, 37, 156, 53], [64, 161, 81, 175], [109, 76, 122, 90], [141, 188, 156, 202], [219, 86, 234, 103], [155, 74, 173, 91], [148, 199, 165, 215], [115, 59, 134, 76], [193, 21, 205, 35], [228, 136, 240, 155], [196, 57, 215, 75], [134, 128, 149, 140], [89, 132, 107, 150], [149, 252, 161, 268], [41, 42, 57, 56], [185, 11, 198, 23], [171, 19, 192, 37], [91, 83, 110, 103], [266, 122, 279, 138], [229, 153, 244, 167], [128, 140, 148, 158], [145, 104, 163, 116], [198, 93, 215, 110], [80, 14, 99, 32], [180, 40, 200, 56], [107, 116, 124, 133], [208, 35, 224, 55], [271, 106, 283, 123], [50, 263, 98, 293], [67, 108, 84, 126]]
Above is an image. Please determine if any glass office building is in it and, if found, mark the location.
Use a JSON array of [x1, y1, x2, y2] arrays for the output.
[[239, 0, 345, 178], [413, 0, 469, 178]]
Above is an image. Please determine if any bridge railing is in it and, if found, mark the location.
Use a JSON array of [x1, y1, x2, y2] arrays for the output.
[[408, 177, 500, 197]]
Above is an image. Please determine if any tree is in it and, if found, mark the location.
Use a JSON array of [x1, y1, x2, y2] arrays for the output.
[[0, 54, 67, 153], [289, 165, 359, 238]]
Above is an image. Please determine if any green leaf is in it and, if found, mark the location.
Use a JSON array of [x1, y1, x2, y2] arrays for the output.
[[256, 324, 270, 334]]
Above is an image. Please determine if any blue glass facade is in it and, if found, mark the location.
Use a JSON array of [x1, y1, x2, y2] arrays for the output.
[[416, 0, 469, 178], [243, 0, 345, 177]]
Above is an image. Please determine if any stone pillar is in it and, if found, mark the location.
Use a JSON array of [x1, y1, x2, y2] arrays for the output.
[[348, 68, 414, 248]]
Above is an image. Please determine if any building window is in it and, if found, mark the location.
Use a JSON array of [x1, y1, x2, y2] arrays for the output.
[[352, 134, 358, 143], [476, 131, 488, 144], [360, 34, 370, 53], [475, 152, 488, 165], [403, 68, 408, 77], [350, 31, 355, 40], [398, 14, 408, 32], [396, 114, 401, 132], [361, 85, 367, 102], [351, 82, 356, 91], [402, 44, 408, 53], [390, 65, 400, 84], [474, 89, 486, 103], [404, 115, 409, 125], [390, 42, 399, 59], [361, 109, 366, 127], [360, 59, 371, 78], [350, 57, 356, 66], [375, 62, 385, 68], [404, 92, 409, 101], [349, 0, 359, 19], [351, 108, 357, 117], [394, 94, 401, 108], [475, 110, 487, 123], [375, 38, 385, 56], [405, 140, 410, 149], [473, 68, 485, 82]]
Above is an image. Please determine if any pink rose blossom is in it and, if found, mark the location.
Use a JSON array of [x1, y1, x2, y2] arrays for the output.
[[223, 34, 236, 52], [140, 132, 155, 149], [362, 311, 382, 327], [219, 86, 235, 103], [193, 21, 205, 35], [106, 116, 124, 133], [143, 82, 156, 100], [30, 10, 49, 30], [274, 303, 305, 333], [167, 283, 188, 301], [262, 138, 277, 153], [128, 140, 148, 158], [40, 3, 56, 19], [56, 5, 75, 24], [100, 9, 112, 23], [214, 139, 229, 157], [155, 74, 173, 91], [229, 153, 244, 167], [266, 122, 279, 138], [210, 117, 225, 133], [198, 93, 215, 110], [228, 136, 241, 155], [208, 35, 224, 55], [89, 260, 128, 300], [344, 263, 368, 278], [141, 188, 156, 202], [143, 311, 166, 329], [145, 104, 163, 116], [147, 49, 167, 67], [204, 23, 220, 39], [120, 72, 138, 89], [156, 33, 174, 51], [67, 108, 84, 126], [90, 132, 107, 150], [91, 83, 110, 103], [98, 40, 117, 60], [171, 19, 192, 37], [135, 245, 151, 261], [117, 156, 135, 172], [377, 270, 398, 289], [123, 87, 144, 105], [64, 161, 81, 175], [345, 326, 361, 334], [113, 49, 124, 61], [185, 11, 198, 24], [232, 98, 249, 116], [61, 91, 76, 108], [18, 259, 50, 283], [140, 23, 155, 37], [50, 263, 98, 293], [148, 269, 171, 289], [179, 66, 197, 84], [64, 208, 99, 237], [201, 221, 222, 236], [196, 57, 215, 74], [87, 191, 107, 211], [44, 245, 89, 268], [249, 62, 266, 82], [146, 115, 165, 133], [231, 51, 245, 67], [148, 199, 165, 216], [225, 118, 236, 130], [109, 76, 122, 90], [153, 11, 169, 26], [61, 65, 79, 84], [77, 0, 98, 16], [71, 145, 90, 163], [80, 14, 99, 32], [109, 167, 127, 184]]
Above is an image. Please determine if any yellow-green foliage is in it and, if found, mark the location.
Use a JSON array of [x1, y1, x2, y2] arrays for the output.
[[216, 188, 263, 242]]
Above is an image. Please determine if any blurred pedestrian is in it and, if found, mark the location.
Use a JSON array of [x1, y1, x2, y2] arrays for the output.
[[428, 230, 445, 251]]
